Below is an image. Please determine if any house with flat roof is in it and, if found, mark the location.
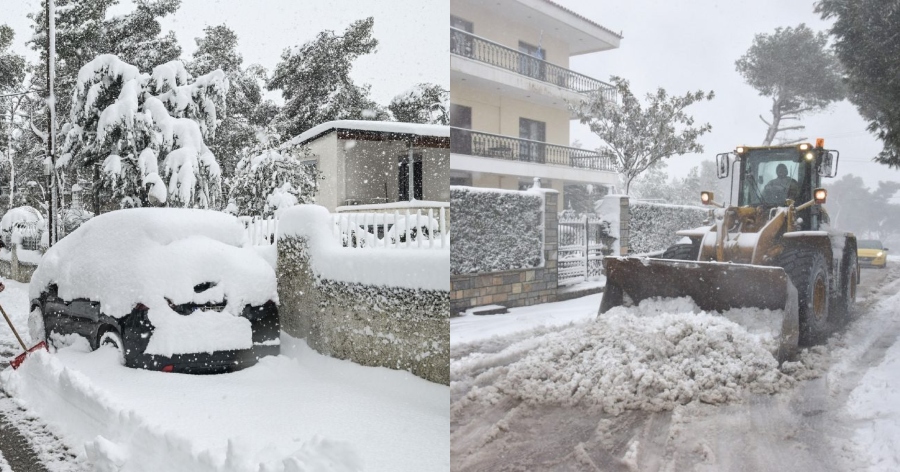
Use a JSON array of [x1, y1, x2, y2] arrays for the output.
[[450, 0, 622, 211], [289, 120, 450, 212]]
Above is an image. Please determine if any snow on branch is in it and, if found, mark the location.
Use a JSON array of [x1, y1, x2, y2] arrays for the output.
[[62, 54, 229, 209]]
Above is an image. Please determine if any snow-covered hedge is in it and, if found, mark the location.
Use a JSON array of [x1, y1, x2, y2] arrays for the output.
[[451, 186, 543, 275], [629, 201, 709, 253]]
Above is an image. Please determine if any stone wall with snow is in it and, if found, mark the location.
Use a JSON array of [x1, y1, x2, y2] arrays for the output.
[[276, 205, 449, 385], [450, 188, 559, 316], [629, 201, 709, 254]]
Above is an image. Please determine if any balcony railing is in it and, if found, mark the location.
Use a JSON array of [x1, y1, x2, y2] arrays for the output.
[[450, 128, 617, 172], [450, 27, 616, 101]]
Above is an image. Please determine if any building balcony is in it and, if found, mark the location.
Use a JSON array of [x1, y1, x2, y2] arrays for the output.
[[450, 27, 616, 105], [450, 127, 616, 172]]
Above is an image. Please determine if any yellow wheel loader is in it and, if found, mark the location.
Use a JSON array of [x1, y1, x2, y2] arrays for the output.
[[599, 140, 859, 362]]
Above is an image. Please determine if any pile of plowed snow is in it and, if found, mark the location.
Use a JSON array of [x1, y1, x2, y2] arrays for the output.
[[452, 297, 814, 416]]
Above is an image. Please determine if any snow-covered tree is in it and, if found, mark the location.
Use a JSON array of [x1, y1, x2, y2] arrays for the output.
[[227, 143, 321, 218], [817, 0, 900, 167], [61, 54, 228, 211], [735, 24, 844, 146], [388, 83, 448, 124], [267, 17, 388, 139], [27, 0, 182, 121], [189, 25, 278, 178], [574, 76, 714, 195], [0, 25, 25, 92]]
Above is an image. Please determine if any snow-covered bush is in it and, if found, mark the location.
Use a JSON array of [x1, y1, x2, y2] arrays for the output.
[[227, 145, 321, 218], [0, 206, 43, 249], [451, 186, 543, 275], [60, 55, 228, 210], [629, 201, 709, 253]]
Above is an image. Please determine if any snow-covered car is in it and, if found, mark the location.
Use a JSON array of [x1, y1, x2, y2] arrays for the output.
[[27, 208, 279, 374]]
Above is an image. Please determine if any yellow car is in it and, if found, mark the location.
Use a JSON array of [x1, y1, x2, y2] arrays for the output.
[[858, 239, 889, 269]]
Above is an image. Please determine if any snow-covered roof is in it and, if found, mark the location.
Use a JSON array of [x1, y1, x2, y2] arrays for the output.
[[291, 120, 450, 146]]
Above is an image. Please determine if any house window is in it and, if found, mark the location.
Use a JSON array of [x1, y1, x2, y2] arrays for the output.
[[450, 16, 474, 57], [450, 104, 472, 155], [518, 41, 546, 80], [398, 153, 423, 201], [519, 117, 546, 163]]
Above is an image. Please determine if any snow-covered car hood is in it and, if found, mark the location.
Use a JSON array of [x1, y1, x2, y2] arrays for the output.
[[29, 208, 276, 317]]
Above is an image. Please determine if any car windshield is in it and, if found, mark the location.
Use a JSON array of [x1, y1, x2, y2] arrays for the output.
[[858, 240, 884, 250]]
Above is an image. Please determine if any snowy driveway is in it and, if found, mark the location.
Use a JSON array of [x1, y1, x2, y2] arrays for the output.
[[451, 265, 900, 471], [0, 281, 448, 472]]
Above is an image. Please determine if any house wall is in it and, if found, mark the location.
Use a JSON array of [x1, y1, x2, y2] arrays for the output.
[[451, 80, 570, 146], [306, 133, 340, 211]]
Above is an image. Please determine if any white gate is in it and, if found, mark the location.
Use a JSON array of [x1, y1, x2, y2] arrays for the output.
[[558, 215, 614, 286]]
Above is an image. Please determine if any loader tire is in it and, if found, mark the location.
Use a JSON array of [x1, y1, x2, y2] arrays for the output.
[[661, 242, 699, 261], [833, 251, 858, 325], [776, 249, 831, 346]]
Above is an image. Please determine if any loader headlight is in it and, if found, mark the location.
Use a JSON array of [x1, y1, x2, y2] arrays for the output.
[[805, 152, 815, 161], [814, 188, 827, 204], [799, 143, 811, 151], [701, 191, 713, 205], [736, 146, 746, 154]]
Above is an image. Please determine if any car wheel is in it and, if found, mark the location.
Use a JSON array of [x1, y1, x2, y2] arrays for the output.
[[27, 305, 46, 344], [99, 330, 126, 366]]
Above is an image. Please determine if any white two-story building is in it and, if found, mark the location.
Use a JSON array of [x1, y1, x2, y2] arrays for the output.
[[450, 0, 622, 211]]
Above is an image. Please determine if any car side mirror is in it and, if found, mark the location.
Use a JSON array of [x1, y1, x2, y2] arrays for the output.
[[716, 153, 730, 178], [819, 150, 839, 178], [885, 248, 890, 252]]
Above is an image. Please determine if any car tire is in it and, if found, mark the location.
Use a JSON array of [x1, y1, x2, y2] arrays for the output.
[[98, 330, 126, 366], [27, 305, 46, 344]]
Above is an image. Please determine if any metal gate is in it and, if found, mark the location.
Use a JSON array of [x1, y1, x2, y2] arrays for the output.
[[558, 216, 614, 286]]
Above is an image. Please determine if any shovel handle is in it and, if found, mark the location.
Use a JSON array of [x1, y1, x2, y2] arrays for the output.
[[0, 303, 27, 351]]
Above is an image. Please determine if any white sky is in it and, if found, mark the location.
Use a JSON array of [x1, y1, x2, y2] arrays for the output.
[[555, 0, 900, 190], [4, 0, 449, 108]]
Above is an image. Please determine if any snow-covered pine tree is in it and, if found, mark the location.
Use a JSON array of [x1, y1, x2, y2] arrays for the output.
[[267, 17, 388, 140], [61, 54, 228, 211], [189, 25, 278, 179], [227, 141, 321, 218], [388, 83, 449, 124]]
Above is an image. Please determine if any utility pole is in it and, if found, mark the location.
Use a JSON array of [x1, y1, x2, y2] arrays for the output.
[[46, 0, 58, 246]]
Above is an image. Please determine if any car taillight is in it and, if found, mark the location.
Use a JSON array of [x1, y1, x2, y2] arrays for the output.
[[162, 365, 174, 372]]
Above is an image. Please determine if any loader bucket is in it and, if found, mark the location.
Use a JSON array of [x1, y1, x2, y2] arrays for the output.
[[599, 257, 799, 362]]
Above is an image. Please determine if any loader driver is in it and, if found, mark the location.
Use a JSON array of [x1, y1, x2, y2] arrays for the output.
[[762, 163, 800, 205]]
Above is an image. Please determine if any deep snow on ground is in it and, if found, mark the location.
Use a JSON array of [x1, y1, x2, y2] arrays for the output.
[[1, 335, 448, 472], [0, 279, 448, 472], [0, 451, 11, 472], [451, 265, 900, 471], [452, 297, 820, 417]]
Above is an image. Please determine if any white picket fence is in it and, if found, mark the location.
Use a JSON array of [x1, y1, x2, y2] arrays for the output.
[[332, 208, 450, 249], [241, 216, 279, 246]]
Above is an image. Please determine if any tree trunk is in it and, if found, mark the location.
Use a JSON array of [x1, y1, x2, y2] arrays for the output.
[[762, 99, 782, 146]]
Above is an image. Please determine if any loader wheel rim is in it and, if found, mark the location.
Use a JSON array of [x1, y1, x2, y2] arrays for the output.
[[813, 275, 827, 321]]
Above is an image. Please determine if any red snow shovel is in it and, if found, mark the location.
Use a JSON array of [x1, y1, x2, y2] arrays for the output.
[[0, 297, 47, 369]]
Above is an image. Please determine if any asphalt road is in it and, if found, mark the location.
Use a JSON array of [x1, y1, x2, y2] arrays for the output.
[[0, 346, 50, 472]]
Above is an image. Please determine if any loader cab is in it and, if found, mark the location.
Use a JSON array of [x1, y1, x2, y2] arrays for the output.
[[735, 145, 823, 230]]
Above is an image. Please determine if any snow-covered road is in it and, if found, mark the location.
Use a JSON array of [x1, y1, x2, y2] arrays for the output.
[[451, 264, 900, 471]]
